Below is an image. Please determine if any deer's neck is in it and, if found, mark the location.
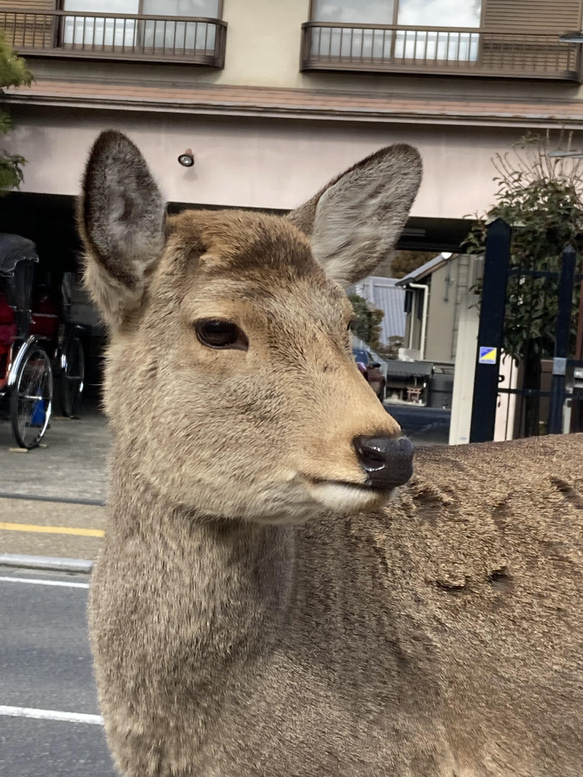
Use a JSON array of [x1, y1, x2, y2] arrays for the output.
[[107, 466, 296, 662]]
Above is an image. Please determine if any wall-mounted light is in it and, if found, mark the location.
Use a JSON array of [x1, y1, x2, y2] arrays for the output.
[[559, 31, 583, 43], [178, 149, 195, 167]]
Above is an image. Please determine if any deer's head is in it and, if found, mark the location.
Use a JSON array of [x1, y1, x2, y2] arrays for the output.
[[80, 131, 422, 523]]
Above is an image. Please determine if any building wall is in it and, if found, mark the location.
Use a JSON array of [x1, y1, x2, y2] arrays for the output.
[[16, 0, 583, 103], [425, 263, 457, 363], [403, 288, 425, 359], [424, 255, 475, 363], [222, 0, 307, 88], [7, 105, 578, 217], [402, 254, 476, 363]]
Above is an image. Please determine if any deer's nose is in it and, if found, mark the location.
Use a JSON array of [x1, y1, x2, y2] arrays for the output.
[[353, 435, 414, 490]]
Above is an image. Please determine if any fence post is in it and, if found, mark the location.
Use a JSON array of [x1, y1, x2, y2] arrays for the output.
[[548, 245, 577, 435], [469, 218, 512, 443]]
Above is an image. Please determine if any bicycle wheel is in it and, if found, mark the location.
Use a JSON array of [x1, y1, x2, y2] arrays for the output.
[[10, 345, 53, 449], [59, 335, 85, 418]]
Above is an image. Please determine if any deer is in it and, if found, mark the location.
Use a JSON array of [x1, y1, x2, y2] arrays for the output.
[[81, 130, 583, 777]]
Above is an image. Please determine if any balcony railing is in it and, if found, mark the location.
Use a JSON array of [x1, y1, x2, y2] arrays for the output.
[[301, 22, 582, 81], [0, 9, 227, 67]]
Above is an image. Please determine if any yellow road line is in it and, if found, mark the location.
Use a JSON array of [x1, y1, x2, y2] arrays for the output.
[[0, 522, 104, 538]]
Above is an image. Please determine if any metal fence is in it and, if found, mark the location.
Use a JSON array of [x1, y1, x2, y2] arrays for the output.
[[0, 9, 227, 66], [301, 22, 581, 81], [470, 219, 582, 442]]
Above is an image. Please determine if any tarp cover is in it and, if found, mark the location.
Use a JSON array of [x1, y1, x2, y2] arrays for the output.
[[0, 233, 38, 277]]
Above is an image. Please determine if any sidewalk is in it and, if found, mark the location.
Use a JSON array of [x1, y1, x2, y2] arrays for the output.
[[0, 399, 109, 503], [0, 398, 110, 562]]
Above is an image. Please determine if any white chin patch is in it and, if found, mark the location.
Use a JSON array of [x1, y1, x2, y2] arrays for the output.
[[307, 481, 392, 513]]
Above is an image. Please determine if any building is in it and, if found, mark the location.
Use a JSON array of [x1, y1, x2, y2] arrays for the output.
[[396, 251, 484, 411], [353, 276, 406, 347], [397, 251, 482, 364], [1, 1, 583, 281]]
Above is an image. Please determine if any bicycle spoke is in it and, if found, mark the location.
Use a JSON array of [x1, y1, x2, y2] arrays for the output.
[[11, 347, 53, 448]]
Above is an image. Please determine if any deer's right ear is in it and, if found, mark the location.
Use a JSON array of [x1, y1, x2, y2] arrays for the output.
[[287, 144, 422, 287], [79, 130, 166, 331]]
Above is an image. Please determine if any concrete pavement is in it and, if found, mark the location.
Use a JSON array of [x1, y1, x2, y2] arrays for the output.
[[0, 497, 105, 561], [0, 399, 114, 775], [0, 402, 109, 503], [0, 568, 116, 777], [0, 399, 109, 562]]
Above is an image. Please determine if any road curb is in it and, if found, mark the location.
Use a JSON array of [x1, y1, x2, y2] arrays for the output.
[[0, 491, 105, 507], [0, 553, 93, 573]]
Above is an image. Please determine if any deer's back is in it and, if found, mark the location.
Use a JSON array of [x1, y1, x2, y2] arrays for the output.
[[288, 434, 583, 775]]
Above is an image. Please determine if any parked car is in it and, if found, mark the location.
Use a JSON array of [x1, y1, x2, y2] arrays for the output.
[[353, 348, 385, 400]]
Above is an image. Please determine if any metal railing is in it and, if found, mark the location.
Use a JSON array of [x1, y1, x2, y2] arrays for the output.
[[301, 22, 582, 81], [0, 9, 227, 67]]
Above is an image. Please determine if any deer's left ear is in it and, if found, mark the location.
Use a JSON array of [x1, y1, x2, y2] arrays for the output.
[[79, 130, 166, 331], [287, 145, 422, 287]]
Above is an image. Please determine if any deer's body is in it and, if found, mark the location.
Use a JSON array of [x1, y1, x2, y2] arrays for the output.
[[81, 132, 583, 776], [91, 436, 583, 777]]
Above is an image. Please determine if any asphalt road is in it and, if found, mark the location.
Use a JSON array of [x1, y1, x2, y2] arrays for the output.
[[0, 568, 117, 777], [384, 402, 451, 445]]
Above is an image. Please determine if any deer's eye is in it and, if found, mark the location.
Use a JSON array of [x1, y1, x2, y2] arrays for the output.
[[194, 319, 248, 350]]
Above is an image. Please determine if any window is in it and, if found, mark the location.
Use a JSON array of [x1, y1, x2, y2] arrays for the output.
[[312, 1, 395, 58], [63, 1, 139, 48], [396, 0, 481, 60], [141, 1, 220, 50], [313, 1, 395, 24], [311, 0, 482, 62], [397, 0, 481, 26], [61, 0, 221, 52]]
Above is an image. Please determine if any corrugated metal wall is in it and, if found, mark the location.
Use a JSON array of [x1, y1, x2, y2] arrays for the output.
[[357, 277, 406, 345], [483, 0, 582, 33], [3, 1, 55, 8], [479, 0, 582, 81], [1, 1, 57, 50]]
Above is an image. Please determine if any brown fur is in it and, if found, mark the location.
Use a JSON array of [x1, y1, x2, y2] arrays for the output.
[[82, 131, 583, 777]]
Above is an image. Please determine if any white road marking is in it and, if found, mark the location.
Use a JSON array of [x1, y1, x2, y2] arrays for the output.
[[0, 705, 103, 725], [0, 576, 89, 589]]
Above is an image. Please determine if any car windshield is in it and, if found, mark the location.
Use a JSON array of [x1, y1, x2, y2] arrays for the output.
[[353, 349, 369, 363]]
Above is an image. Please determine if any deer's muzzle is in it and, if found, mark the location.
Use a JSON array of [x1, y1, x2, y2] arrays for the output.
[[353, 435, 414, 490]]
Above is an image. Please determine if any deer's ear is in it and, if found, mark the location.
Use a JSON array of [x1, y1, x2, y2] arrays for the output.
[[79, 130, 166, 331], [287, 144, 422, 287]]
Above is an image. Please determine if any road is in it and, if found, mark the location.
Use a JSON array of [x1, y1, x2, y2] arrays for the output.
[[0, 568, 117, 777], [384, 402, 451, 445]]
